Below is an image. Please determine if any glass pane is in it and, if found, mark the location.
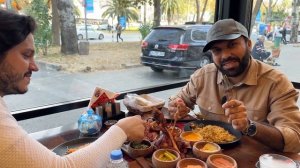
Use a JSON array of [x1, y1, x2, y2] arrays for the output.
[[250, 0, 300, 83], [2, 1, 217, 132], [4, 0, 216, 113]]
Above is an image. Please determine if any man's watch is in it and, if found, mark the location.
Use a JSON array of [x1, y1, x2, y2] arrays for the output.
[[243, 120, 257, 137]]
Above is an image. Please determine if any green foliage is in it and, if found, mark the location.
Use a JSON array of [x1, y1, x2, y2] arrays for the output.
[[139, 23, 152, 39], [102, 0, 139, 22], [24, 0, 52, 55]]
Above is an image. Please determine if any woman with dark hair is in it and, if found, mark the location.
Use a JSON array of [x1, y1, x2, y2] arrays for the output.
[[0, 10, 145, 168]]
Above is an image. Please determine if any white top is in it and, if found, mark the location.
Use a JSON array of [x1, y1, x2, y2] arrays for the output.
[[0, 97, 127, 168]]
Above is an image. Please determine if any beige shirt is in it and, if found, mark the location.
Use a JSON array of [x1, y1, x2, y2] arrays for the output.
[[177, 58, 300, 153]]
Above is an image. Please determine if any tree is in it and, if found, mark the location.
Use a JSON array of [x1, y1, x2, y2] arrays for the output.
[[262, 0, 279, 23], [49, 0, 60, 46], [290, 0, 299, 43], [251, 0, 263, 32], [25, 0, 52, 55], [195, 0, 200, 23], [57, 0, 78, 55], [199, 0, 208, 23], [161, 0, 179, 25], [153, 0, 161, 27], [102, 0, 139, 24]]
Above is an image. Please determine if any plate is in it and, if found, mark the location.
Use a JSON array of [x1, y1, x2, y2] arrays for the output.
[[52, 137, 97, 156], [184, 120, 242, 148]]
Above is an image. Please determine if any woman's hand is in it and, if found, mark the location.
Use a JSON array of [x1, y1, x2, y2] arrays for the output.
[[222, 99, 249, 131], [168, 98, 190, 120]]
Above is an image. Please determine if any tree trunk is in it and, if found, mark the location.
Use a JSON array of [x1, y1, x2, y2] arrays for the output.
[[51, 0, 60, 46], [250, 0, 263, 32], [200, 0, 208, 23], [57, 0, 78, 55], [195, 0, 200, 23], [290, 0, 299, 43], [266, 0, 272, 23], [167, 10, 171, 25], [143, 3, 146, 24], [153, 0, 161, 27]]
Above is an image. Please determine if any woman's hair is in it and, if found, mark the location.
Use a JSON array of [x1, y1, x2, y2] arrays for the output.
[[0, 10, 36, 58]]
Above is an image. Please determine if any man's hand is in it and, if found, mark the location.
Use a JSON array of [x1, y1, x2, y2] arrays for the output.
[[116, 115, 146, 142], [222, 99, 248, 131], [168, 98, 190, 120]]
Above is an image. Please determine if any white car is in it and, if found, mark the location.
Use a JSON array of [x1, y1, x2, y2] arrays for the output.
[[98, 24, 109, 30], [77, 25, 104, 40]]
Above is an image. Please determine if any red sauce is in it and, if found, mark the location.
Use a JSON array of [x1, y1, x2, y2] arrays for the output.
[[212, 157, 234, 168]]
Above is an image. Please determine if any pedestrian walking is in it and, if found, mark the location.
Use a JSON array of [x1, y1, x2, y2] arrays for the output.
[[116, 23, 123, 42], [280, 23, 287, 44]]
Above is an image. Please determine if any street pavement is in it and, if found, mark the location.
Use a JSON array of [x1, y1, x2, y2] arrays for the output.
[[9, 39, 300, 133], [89, 30, 142, 43]]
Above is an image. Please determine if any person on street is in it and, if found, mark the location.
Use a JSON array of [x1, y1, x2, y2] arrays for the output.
[[280, 24, 287, 44], [0, 10, 145, 168], [168, 19, 300, 153], [252, 35, 271, 61], [116, 23, 123, 42]]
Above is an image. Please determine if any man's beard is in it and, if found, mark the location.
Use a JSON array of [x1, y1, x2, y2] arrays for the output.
[[0, 62, 28, 96], [214, 49, 251, 77]]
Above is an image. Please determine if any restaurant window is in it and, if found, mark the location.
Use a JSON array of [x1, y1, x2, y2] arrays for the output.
[[2, 0, 299, 132]]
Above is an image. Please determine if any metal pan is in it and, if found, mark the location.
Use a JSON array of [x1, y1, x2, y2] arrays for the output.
[[52, 137, 97, 156], [184, 120, 242, 148]]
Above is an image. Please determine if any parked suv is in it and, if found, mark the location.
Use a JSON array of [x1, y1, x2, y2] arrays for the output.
[[140, 24, 212, 72]]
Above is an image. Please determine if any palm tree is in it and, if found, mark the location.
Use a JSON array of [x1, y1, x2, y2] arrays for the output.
[[102, 0, 139, 25], [161, 0, 179, 25]]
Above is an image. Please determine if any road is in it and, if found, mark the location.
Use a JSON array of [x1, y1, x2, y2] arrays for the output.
[[89, 30, 142, 43]]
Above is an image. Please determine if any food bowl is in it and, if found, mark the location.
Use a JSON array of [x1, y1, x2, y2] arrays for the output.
[[193, 141, 221, 161], [152, 149, 181, 168], [180, 131, 203, 145], [127, 139, 154, 158], [176, 158, 208, 168], [104, 120, 117, 128], [206, 154, 237, 168]]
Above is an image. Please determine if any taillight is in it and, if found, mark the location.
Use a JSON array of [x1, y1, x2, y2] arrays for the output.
[[141, 41, 148, 48], [168, 44, 189, 51]]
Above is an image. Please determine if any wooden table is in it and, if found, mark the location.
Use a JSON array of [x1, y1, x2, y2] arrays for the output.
[[30, 123, 300, 168]]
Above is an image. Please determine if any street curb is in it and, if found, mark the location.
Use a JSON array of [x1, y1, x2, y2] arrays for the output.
[[121, 63, 143, 68], [37, 60, 142, 71], [36, 60, 63, 71]]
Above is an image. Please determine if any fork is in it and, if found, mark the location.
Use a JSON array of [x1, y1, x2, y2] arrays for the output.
[[223, 74, 234, 101]]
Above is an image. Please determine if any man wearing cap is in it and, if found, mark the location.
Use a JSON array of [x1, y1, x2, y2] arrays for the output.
[[168, 19, 300, 153]]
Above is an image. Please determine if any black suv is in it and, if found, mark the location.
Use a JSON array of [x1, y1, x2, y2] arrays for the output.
[[140, 24, 212, 72]]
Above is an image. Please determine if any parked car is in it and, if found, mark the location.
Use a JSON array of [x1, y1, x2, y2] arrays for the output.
[[140, 24, 213, 72], [77, 25, 104, 40], [97, 24, 111, 30]]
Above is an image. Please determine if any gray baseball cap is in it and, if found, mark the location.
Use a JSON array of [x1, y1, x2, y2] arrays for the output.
[[203, 19, 249, 52]]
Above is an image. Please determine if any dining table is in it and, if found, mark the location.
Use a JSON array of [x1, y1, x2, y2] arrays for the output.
[[30, 119, 300, 168]]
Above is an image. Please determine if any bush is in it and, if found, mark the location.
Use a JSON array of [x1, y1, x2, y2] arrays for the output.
[[139, 23, 152, 40]]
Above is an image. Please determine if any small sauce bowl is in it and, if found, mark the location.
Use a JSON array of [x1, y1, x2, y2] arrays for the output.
[[104, 120, 117, 128]]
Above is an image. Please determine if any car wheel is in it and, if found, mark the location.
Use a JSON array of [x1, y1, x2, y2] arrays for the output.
[[78, 34, 83, 40], [199, 55, 211, 67], [150, 66, 163, 72], [98, 34, 104, 40]]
